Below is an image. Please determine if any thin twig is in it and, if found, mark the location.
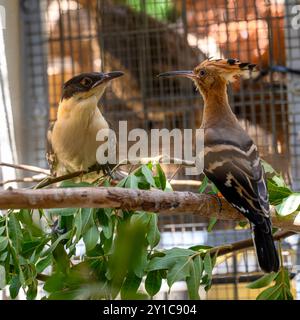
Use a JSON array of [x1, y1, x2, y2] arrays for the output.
[[0, 177, 44, 187], [33, 170, 96, 189], [0, 162, 50, 175]]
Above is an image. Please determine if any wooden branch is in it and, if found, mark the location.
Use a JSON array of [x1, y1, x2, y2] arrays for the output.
[[212, 230, 295, 257], [0, 187, 299, 232]]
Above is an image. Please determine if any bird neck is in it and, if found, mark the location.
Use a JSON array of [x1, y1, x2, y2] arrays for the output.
[[57, 96, 98, 121], [200, 84, 237, 128]]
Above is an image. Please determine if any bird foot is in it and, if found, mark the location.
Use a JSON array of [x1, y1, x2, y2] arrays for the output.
[[209, 193, 223, 214], [88, 163, 114, 179]]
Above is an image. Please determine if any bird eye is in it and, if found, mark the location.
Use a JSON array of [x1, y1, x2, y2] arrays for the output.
[[199, 70, 206, 76], [80, 77, 92, 87]]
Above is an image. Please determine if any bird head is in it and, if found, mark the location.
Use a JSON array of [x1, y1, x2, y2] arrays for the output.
[[158, 58, 257, 96], [61, 71, 124, 102]]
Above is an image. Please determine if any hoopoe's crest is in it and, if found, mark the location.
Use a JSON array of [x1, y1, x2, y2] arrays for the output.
[[194, 58, 258, 83]]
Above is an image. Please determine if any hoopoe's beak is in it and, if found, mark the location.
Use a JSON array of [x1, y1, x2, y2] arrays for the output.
[[158, 70, 198, 79]]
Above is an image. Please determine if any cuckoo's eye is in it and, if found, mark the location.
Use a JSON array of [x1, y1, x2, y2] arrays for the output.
[[199, 69, 206, 77], [80, 77, 93, 87]]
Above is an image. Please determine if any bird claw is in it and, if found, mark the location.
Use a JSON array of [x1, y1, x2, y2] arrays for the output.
[[88, 163, 114, 179]]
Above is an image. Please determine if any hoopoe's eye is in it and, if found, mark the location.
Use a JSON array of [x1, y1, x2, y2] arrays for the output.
[[199, 69, 206, 77], [80, 77, 92, 87]]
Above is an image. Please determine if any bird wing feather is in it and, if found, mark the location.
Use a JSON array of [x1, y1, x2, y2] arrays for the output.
[[204, 141, 269, 228]]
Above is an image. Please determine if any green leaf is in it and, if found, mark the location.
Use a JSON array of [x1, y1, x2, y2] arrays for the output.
[[167, 257, 191, 288], [9, 245, 25, 285], [275, 194, 300, 216], [116, 177, 127, 187], [9, 275, 21, 299], [203, 252, 214, 290], [188, 245, 212, 252], [81, 208, 93, 233], [131, 211, 151, 227], [0, 236, 8, 252], [8, 213, 23, 252], [156, 163, 166, 190], [186, 255, 203, 300], [21, 240, 43, 257], [272, 175, 286, 188], [147, 213, 160, 248], [255, 268, 293, 300], [147, 248, 195, 272], [120, 272, 142, 299], [41, 231, 71, 257], [59, 180, 93, 188], [48, 208, 78, 216], [281, 268, 291, 288], [204, 252, 213, 277], [83, 225, 99, 251], [141, 165, 156, 187], [26, 279, 38, 300], [261, 160, 277, 174], [256, 284, 282, 300], [0, 265, 6, 289], [145, 270, 162, 297], [43, 272, 65, 293], [0, 226, 5, 235], [207, 217, 217, 232], [74, 208, 93, 242], [164, 180, 173, 192], [96, 208, 113, 239], [267, 180, 292, 205], [36, 255, 52, 274], [74, 210, 83, 242], [0, 251, 8, 262], [198, 176, 209, 193], [247, 272, 277, 289], [133, 247, 148, 279], [125, 175, 139, 189]]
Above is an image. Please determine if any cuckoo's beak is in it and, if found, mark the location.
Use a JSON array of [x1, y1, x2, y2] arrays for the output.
[[92, 71, 124, 88]]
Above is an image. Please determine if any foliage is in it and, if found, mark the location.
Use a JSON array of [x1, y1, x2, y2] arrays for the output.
[[0, 161, 295, 300], [247, 267, 293, 300]]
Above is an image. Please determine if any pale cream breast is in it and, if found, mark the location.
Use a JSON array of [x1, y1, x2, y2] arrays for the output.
[[52, 96, 109, 172]]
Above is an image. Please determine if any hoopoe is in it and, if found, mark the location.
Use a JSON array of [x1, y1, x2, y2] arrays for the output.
[[159, 58, 279, 273]]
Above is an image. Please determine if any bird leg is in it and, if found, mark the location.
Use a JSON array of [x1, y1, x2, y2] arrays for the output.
[[209, 193, 223, 214], [88, 163, 114, 179]]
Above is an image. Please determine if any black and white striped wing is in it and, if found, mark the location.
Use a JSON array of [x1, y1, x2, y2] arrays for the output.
[[204, 141, 269, 228]]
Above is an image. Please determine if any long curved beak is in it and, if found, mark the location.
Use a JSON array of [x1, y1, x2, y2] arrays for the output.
[[157, 70, 197, 79], [92, 71, 124, 88]]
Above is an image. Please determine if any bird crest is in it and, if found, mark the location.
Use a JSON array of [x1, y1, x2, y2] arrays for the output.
[[195, 58, 258, 82]]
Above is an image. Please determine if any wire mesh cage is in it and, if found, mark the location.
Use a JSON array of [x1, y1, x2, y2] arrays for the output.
[[19, 0, 300, 299]]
